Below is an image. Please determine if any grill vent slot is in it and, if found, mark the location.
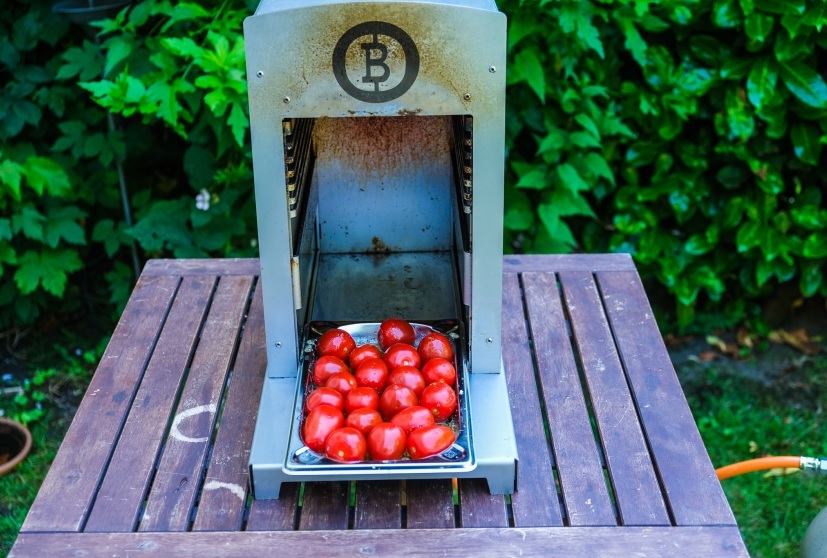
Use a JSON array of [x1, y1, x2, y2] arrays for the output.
[[282, 118, 315, 219]]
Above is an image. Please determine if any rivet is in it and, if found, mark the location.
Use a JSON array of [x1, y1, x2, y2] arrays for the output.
[[283, 96, 290, 103], [489, 66, 496, 73], [486, 337, 493, 344], [256, 70, 264, 77], [276, 342, 282, 348], [463, 93, 472, 101]]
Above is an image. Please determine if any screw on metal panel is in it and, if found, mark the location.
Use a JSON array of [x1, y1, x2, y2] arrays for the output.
[[463, 93, 472, 101], [283, 96, 290, 103], [256, 70, 264, 77], [276, 342, 282, 347], [489, 66, 496, 73], [486, 337, 493, 344]]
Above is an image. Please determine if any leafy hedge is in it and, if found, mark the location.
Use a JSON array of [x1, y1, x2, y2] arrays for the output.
[[0, 0, 825, 331]]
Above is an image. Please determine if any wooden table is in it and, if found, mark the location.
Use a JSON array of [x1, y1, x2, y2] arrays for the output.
[[12, 255, 748, 556]]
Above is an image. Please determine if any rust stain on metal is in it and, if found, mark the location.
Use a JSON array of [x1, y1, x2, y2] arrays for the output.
[[370, 236, 391, 253]]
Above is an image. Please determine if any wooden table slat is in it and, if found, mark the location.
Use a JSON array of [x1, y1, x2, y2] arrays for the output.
[[22, 274, 180, 533], [193, 284, 267, 531], [596, 271, 736, 526], [354, 481, 402, 530], [139, 276, 253, 532], [559, 271, 670, 526], [501, 272, 564, 527], [458, 479, 508, 528], [245, 483, 301, 531], [503, 254, 635, 273], [142, 258, 262, 277], [405, 480, 455, 529], [299, 482, 351, 530], [10, 526, 749, 557], [521, 272, 616, 526], [85, 276, 216, 532]]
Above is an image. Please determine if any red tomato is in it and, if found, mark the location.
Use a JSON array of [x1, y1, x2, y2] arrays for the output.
[[367, 423, 407, 461], [377, 318, 416, 350], [378, 384, 418, 420], [317, 328, 356, 361], [407, 425, 456, 459], [312, 355, 350, 387], [384, 343, 421, 370], [325, 371, 357, 398], [419, 383, 457, 422], [345, 387, 380, 414], [349, 344, 382, 369], [325, 427, 367, 463], [387, 365, 426, 397], [421, 358, 457, 387], [390, 405, 435, 435], [345, 407, 382, 436], [303, 405, 344, 453], [354, 358, 389, 391], [306, 387, 345, 412], [417, 332, 454, 364]]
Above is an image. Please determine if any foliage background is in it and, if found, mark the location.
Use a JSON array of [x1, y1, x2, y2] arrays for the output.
[[0, 0, 825, 332]]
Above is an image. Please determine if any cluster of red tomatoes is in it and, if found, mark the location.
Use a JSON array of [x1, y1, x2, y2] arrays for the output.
[[303, 319, 459, 462]]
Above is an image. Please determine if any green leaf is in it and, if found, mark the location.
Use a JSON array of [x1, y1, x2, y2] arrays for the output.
[[774, 30, 810, 62], [43, 206, 87, 248], [584, 152, 615, 185], [790, 123, 822, 165], [504, 187, 535, 231], [736, 220, 761, 252], [227, 102, 247, 147], [745, 13, 775, 41], [617, 17, 647, 66], [23, 157, 70, 196], [803, 231, 827, 258], [125, 199, 192, 252], [508, 16, 538, 52], [800, 263, 822, 297], [11, 206, 45, 241], [514, 48, 545, 103], [537, 205, 576, 250], [779, 60, 827, 108], [754, 0, 805, 15], [14, 249, 83, 296], [713, 0, 744, 27], [512, 162, 547, 190], [0, 218, 11, 241], [549, 189, 596, 218], [747, 57, 779, 109], [103, 35, 133, 77], [56, 41, 103, 81], [569, 131, 601, 148], [0, 159, 24, 200], [559, 4, 604, 58], [791, 206, 827, 230], [724, 88, 755, 140], [536, 126, 566, 154], [557, 163, 590, 193], [720, 58, 752, 80]]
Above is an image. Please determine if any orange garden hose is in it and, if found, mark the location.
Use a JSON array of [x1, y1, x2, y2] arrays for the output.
[[716, 456, 827, 480]]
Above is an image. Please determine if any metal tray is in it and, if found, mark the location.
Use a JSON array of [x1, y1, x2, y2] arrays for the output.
[[283, 320, 474, 473]]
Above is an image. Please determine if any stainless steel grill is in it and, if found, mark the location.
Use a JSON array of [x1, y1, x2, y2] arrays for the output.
[[246, 0, 518, 498]]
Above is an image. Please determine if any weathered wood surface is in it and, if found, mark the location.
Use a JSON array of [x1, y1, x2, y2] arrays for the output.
[[10, 526, 749, 557], [22, 274, 179, 533], [15, 256, 746, 557], [596, 271, 735, 526]]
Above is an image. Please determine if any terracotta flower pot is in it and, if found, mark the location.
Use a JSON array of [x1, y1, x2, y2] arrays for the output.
[[0, 418, 32, 476]]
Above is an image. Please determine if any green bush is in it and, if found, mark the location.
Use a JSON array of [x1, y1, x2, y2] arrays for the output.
[[502, 0, 827, 328], [1, 0, 825, 331]]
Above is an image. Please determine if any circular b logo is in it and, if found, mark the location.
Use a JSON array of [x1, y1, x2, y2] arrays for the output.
[[332, 21, 419, 104]]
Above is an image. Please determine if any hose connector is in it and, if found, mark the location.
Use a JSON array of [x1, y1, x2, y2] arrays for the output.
[[800, 456, 827, 475]]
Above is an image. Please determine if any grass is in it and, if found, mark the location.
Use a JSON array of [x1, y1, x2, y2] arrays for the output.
[[682, 354, 827, 558]]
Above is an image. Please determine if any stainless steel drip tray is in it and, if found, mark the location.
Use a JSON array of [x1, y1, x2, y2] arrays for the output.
[[285, 321, 473, 475], [311, 252, 458, 322]]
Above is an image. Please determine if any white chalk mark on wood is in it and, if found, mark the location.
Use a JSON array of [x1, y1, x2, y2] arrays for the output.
[[169, 403, 216, 443], [203, 480, 245, 501]]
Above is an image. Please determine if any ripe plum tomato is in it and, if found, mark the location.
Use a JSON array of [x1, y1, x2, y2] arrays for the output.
[[349, 344, 382, 369], [325, 427, 367, 463], [367, 423, 407, 461], [317, 328, 356, 361], [390, 405, 435, 435], [387, 365, 426, 397], [324, 371, 357, 398], [345, 407, 383, 436], [306, 387, 344, 413], [303, 405, 344, 453], [354, 358, 389, 391], [378, 384, 418, 420], [344, 387, 380, 414], [383, 343, 421, 371], [312, 355, 350, 387], [417, 332, 454, 364], [420, 383, 457, 422], [377, 318, 415, 350], [421, 358, 457, 386], [407, 425, 456, 459]]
